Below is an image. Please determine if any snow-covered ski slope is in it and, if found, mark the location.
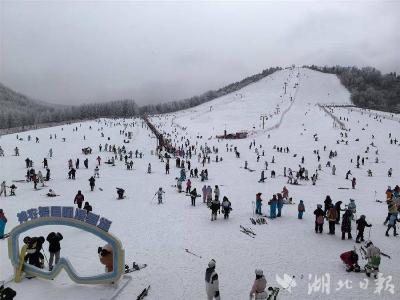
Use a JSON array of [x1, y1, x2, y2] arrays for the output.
[[1, 67, 400, 300]]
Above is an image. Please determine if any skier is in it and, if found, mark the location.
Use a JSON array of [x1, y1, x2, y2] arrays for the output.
[[45, 167, 50, 181], [190, 188, 198, 206], [74, 190, 85, 209], [206, 185, 213, 207], [255, 193, 263, 215], [96, 156, 101, 166], [116, 188, 125, 199], [347, 199, 357, 219], [363, 241, 390, 279], [46, 189, 57, 197], [9, 184, 17, 196], [46, 232, 63, 271], [0, 209, 7, 239], [210, 198, 221, 221], [147, 163, 151, 174], [0, 181, 6, 197], [314, 204, 324, 233], [214, 185, 220, 201], [385, 212, 399, 237], [176, 179, 183, 193], [334, 201, 344, 224], [221, 196, 232, 219], [186, 179, 192, 194], [83, 201, 93, 213], [268, 194, 277, 218], [327, 204, 337, 235], [340, 250, 360, 272], [205, 259, 220, 300], [155, 187, 165, 204], [277, 193, 284, 217], [351, 177, 356, 189], [341, 209, 352, 240], [94, 166, 100, 178], [202, 185, 207, 203], [249, 269, 267, 299], [356, 215, 372, 243], [259, 171, 266, 183], [89, 176, 96, 191], [298, 200, 305, 219], [37, 170, 44, 187]]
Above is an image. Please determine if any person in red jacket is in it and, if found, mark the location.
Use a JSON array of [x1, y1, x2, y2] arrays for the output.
[[74, 190, 85, 209], [340, 250, 360, 272]]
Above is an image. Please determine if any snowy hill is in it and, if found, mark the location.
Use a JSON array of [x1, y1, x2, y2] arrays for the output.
[[1, 67, 400, 300]]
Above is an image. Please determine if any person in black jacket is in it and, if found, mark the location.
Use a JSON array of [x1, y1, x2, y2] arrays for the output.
[[83, 201, 92, 213], [341, 210, 352, 240], [314, 204, 325, 233], [356, 215, 372, 243], [46, 232, 63, 271]]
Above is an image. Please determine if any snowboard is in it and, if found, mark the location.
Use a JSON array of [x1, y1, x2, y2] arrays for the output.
[[125, 262, 147, 274], [136, 285, 150, 300], [184, 248, 202, 258]]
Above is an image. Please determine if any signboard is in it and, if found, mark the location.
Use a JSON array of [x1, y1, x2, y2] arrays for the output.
[[8, 206, 124, 284]]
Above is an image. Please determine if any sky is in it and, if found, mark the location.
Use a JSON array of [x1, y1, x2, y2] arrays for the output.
[[0, 0, 399, 105]]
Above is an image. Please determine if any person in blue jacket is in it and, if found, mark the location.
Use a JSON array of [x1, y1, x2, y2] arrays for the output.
[[255, 193, 263, 215], [0, 209, 8, 239], [269, 194, 278, 218], [277, 193, 284, 217]]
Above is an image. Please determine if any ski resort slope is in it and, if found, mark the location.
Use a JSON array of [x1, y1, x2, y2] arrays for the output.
[[0, 67, 400, 300], [165, 67, 351, 138]]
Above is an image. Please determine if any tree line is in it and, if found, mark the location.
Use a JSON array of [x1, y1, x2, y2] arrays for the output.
[[305, 65, 400, 113], [0, 66, 281, 130]]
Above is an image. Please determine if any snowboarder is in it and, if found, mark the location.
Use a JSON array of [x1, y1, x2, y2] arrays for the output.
[[205, 259, 220, 300], [46, 232, 63, 271], [155, 187, 165, 204], [89, 176, 95, 191], [73, 190, 84, 208], [314, 204, 324, 233], [356, 215, 372, 243], [298, 200, 305, 219], [249, 269, 268, 299]]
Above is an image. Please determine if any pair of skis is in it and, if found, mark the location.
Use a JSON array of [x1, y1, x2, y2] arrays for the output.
[[240, 225, 256, 238], [267, 287, 280, 300], [125, 262, 147, 274]]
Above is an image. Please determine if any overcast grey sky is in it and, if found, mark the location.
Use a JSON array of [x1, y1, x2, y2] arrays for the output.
[[0, 0, 399, 105]]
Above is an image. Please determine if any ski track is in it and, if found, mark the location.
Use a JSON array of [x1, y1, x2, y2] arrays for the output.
[[1, 67, 400, 299]]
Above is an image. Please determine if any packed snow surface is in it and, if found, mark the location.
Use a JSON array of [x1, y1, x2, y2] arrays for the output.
[[1, 67, 399, 299]]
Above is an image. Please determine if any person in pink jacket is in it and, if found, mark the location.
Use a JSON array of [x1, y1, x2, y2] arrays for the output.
[[250, 269, 267, 299]]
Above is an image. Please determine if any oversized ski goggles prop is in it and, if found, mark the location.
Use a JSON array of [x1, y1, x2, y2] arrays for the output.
[[8, 206, 125, 284]]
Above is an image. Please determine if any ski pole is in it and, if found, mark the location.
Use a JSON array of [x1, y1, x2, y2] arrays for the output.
[[150, 194, 156, 203], [368, 227, 371, 240]]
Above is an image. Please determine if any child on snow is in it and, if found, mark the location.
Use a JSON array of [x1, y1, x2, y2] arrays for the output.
[[155, 187, 165, 204], [298, 200, 305, 219]]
